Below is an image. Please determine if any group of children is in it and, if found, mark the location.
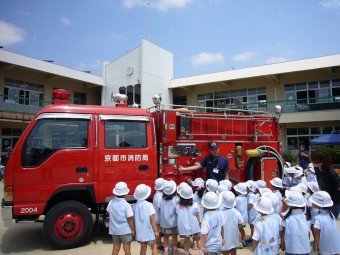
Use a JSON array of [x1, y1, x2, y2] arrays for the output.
[[106, 162, 340, 255]]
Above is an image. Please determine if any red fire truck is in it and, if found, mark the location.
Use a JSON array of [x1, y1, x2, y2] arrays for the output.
[[1, 89, 283, 249]]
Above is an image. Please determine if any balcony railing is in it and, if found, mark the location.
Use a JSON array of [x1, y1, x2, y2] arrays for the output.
[[0, 94, 51, 114], [1, 94, 340, 116]]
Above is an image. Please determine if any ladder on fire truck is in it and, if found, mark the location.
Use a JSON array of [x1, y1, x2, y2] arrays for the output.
[[160, 104, 279, 141]]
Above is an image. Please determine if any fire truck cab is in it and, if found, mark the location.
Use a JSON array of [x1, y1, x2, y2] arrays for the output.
[[2, 89, 283, 249]]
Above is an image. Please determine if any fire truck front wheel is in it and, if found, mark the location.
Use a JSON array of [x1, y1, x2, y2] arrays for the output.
[[43, 200, 94, 249]]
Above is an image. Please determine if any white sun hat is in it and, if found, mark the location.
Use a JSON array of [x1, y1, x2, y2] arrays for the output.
[[285, 190, 306, 207], [177, 182, 190, 194], [179, 184, 194, 199], [201, 191, 220, 209], [308, 163, 315, 173], [259, 187, 273, 195], [309, 191, 334, 208], [216, 184, 228, 195], [134, 184, 151, 201], [163, 180, 177, 195], [254, 196, 274, 215], [284, 162, 291, 168], [294, 170, 304, 178], [262, 192, 279, 212], [298, 183, 308, 194], [270, 177, 283, 188], [246, 180, 257, 192], [206, 179, 219, 192], [221, 191, 235, 208], [306, 182, 320, 193], [256, 180, 266, 189], [219, 179, 232, 191], [112, 182, 130, 196], [234, 182, 248, 195], [287, 167, 296, 174], [288, 185, 303, 194], [154, 177, 165, 191], [193, 177, 205, 187], [294, 166, 303, 172]]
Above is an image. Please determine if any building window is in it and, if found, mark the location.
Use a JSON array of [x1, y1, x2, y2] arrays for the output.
[[286, 125, 339, 150], [4, 78, 44, 106], [119, 84, 141, 107], [197, 87, 267, 112], [173, 96, 187, 107], [74, 92, 87, 105]]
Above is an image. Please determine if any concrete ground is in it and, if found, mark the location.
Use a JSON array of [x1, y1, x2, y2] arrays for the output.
[[0, 180, 338, 255]]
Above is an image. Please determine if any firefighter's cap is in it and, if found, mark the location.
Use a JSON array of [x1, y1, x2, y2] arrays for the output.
[[112, 182, 129, 196], [209, 141, 219, 149]]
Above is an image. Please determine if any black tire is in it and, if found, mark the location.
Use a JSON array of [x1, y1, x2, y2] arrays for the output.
[[43, 200, 93, 249]]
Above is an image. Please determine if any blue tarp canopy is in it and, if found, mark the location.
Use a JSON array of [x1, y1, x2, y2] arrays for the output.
[[310, 131, 340, 145]]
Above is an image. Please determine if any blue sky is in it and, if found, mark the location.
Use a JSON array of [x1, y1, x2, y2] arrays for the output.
[[1, 0, 340, 78]]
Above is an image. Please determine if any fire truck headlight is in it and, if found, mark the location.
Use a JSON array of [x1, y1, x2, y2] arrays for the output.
[[152, 93, 162, 105], [274, 105, 282, 114]]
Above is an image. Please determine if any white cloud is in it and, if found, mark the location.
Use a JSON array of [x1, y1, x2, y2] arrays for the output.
[[265, 57, 287, 64], [122, 0, 191, 11], [61, 17, 71, 26], [112, 33, 127, 40], [232, 51, 257, 62], [191, 52, 224, 66], [319, 0, 340, 8], [0, 21, 26, 46], [76, 60, 102, 70]]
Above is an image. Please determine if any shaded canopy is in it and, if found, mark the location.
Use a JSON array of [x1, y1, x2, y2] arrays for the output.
[[310, 131, 340, 145]]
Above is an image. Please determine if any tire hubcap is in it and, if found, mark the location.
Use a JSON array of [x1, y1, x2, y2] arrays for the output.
[[54, 212, 84, 239]]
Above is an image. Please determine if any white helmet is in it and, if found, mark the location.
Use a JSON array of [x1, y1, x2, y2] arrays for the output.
[[221, 191, 235, 208], [309, 191, 333, 208], [112, 182, 129, 196], [254, 196, 274, 215], [206, 179, 219, 192], [219, 179, 232, 191], [154, 178, 165, 191], [179, 185, 194, 199], [201, 191, 220, 209], [234, 182, 247, 195], [134, 184, 151, 200], [270, 177, 283, 189], [163, 180, 177, 195], [285, 190, 306, 207]]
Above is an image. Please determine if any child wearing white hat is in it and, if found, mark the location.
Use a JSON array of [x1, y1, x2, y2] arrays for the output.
[[282, 167, 295, 189], [309, 191, 340, 254], [106, 182, 134, 255], [220, 191, 245, 255], [153, 177, 165, 251], [158, 180, 179, 255], [251, 196, 277, 255], [176, 185, 201, 255], [305, 163, 317, 182], [233, 182, 248, 248], [280, 190, 311, 254], [220, 179, 233, 191], [192, 177, 205, 250], [245, 180, 257, 247], [133, 184, 159, 255], [199, 192, 225, 255], [269, 177, 283, 214], [206, 179, 219, 193]]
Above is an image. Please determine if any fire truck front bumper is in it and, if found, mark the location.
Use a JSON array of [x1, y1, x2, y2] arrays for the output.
[[1, 198, 13, 227]]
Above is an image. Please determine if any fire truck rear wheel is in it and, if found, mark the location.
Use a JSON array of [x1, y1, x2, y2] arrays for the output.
[[43, 200, 94, 249]]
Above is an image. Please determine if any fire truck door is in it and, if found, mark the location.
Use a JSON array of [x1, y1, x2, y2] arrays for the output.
[[260, 157, 278, 184], [98, 115, 154, 200]]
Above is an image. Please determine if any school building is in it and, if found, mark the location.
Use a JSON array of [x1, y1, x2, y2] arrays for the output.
[[1, 39, 340, 154]]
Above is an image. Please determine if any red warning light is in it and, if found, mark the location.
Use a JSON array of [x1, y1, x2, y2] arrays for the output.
[[52, 89, 71, 104]]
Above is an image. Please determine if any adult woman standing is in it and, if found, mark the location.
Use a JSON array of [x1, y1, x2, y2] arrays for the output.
[[311, 150, 340, 219]]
